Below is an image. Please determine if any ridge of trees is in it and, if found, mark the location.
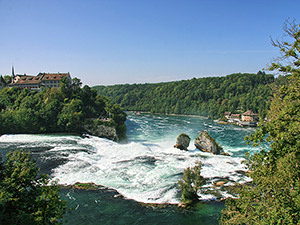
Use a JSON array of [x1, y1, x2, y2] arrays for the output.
[[0, 78, 126, 140], [93, 72, 285, 119]]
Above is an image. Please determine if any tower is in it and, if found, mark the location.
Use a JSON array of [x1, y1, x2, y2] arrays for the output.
[[11, 64, 15, 84], [12, 65, 15, 77]]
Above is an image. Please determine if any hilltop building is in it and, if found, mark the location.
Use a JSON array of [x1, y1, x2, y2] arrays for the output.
[[1, 67, 72, 90], [8, 72, 72, 90]]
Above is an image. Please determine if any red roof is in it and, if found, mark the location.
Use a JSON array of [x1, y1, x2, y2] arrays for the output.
[[14, 75, 41, 84], [10, 72, 71, 86], [39, 73, 70, 81]]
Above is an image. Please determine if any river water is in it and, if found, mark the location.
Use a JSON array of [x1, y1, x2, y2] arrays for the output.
[[0, 112, 261, 224]]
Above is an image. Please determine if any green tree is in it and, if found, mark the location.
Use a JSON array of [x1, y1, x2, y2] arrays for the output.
[[0, 150, 66, 225], [178, 161, 206, 204], [71, 77, 82, 90], [58, 77, 71, 99], [3, 75, 11, 84], [57, 99, 84, 132], [220, 19, 300, 225], [107, 104, 127, 140]]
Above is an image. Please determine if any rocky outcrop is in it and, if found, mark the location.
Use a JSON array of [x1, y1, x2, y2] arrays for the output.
[[174, 133, 190, 150], [83, 119, 118, 141], [194, 130, 225, 155], [88, 124, 118, 141]]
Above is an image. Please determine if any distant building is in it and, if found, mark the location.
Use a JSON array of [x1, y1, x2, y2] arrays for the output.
[[9, 74, 41, 89], [223, 110, 258, 127], [38, 72, 72, 89], [241, 110, 258, 122], [224, 112, 240, 122], [7, 71, 72, 90], [0, 76, 6, 90]]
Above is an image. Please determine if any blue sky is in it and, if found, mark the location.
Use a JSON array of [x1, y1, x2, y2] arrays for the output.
[[0, 0, 299, 86]]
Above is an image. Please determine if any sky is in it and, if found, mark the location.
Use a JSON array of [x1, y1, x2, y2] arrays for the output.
[[0, 0, 300, 86]]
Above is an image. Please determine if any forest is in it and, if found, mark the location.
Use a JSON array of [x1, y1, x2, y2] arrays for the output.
[[0, 78, 126, 140], [93, 72, 286, 119]]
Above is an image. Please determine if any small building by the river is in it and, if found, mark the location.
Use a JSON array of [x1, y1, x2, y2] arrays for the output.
[[222, 110, 258, 127], [241, 110, 258, 122]]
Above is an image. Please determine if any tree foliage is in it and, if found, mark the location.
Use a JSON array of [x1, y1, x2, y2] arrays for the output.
[[178, 161, 206, 204], [93, 72, 277, 119], [0, 78, 126, 139], [220, 19, 300, 224], [0, 150, 67, 225]]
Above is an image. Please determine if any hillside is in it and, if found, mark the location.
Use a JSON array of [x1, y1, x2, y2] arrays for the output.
[[0, 79, 127, 141], [93, 72, 282, 119]]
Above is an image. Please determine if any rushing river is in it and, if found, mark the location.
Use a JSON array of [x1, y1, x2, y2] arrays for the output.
[[0, 112, 261, 224]]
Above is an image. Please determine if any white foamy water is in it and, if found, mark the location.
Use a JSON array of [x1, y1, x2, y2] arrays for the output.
[[0, 113, 259, 203], [50, 135, 250, 203]]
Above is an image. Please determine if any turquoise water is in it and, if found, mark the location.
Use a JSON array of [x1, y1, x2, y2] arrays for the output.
[[0, 113, 260, 224], [60, 188, 224, 225]]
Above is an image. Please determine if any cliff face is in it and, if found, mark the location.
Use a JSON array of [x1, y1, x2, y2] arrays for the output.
[[84, 124, 118, 141], [83, 119, 119, 141]]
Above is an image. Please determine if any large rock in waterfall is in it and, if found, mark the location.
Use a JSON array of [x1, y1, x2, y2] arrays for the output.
[[194, 130, 226, 155], [174, 133, 191, 150], [83, 119, 118, 141]]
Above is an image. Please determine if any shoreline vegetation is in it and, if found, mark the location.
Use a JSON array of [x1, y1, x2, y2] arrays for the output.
[[93, 72, 288, 120], [0, 78, 127, 142]]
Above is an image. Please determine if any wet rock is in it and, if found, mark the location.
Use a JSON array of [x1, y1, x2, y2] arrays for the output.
[[84, 122, 118, 141], [194, 130, 224, 154], [174, 133, 190, 150]]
